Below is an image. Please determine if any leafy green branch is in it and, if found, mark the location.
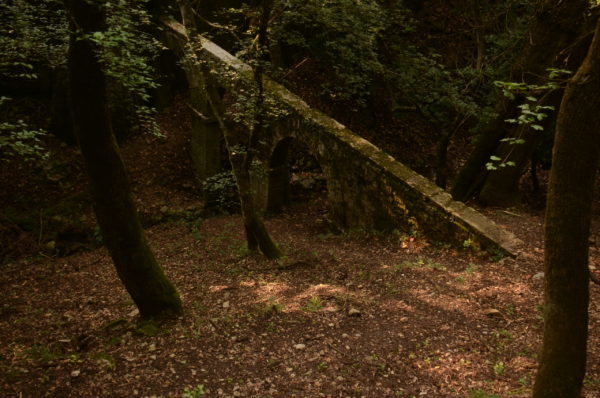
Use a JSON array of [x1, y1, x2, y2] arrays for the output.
[[84, 0, 162, 137], [486, 68, 571, 170], [0, 97, 47, 162]]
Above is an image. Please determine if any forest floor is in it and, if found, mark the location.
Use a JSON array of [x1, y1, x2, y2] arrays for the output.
[[1, 99, 600, 398]]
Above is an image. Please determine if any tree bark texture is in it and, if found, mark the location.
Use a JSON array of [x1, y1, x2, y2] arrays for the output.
[[202, 76, 283, 259], [533, 18, 600, 398], [66, 0, 182, 319], [179, 0, 282, 259], [451, 0, 589, 203], [477, 90, 562, 206]]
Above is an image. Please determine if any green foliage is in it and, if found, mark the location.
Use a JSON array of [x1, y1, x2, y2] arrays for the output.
[[134, 320, 162, 336], [92, 352, 116, 370], [493, 361, 506, 376], [263, 297, 283, 313], [0, 0, 62, 161], [0, 97, 47, 162], [1, 0, 161, 140], [486, 68, 570, 170], [394, 258, 425, 270], [203, 171, 240, 213], [182, 384, 205, 398], [465, 263, 477, 276], [86, 0, 162, 137], [208, 0, 538, 151], [222, 80, 290, 130], [480, 1, 534, 74], [459, 0, 533, 129], [506, 102, 554, 130], [23, 344, 62, 364], [393, 257, 446, 271], [272, 0, 386, 103], [386, 48, 481, 126], [0, 119, 46, 161], [302, 296, 324, 312], [487, 247, 506, 262], [273, 0, 492, 132], [0, 0, 68, 79]]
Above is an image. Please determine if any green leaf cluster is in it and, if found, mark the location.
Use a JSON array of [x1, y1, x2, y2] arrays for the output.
[[87, 0, 163, 137], [1, 0, 162, 143], [182, 384, 205, 398], [486, 68, 569, 170], [203, 171, 240, 213], [271, 0, 387, 104], [0, 0, 68, 79], [0, 97, 47, 162], [202, 0, 539, 144]]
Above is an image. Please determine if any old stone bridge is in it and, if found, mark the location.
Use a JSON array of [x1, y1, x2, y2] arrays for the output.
[[161, 17, 521, 257]]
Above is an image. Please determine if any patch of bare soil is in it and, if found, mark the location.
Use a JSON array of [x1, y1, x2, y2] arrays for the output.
[[1, 98, 599, 398]]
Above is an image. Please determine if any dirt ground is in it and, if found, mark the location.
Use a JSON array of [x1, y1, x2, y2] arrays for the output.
[[1, 100, 599, 398]]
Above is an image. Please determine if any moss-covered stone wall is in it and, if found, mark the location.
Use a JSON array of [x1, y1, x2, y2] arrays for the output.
[[162, 18, 522, 256]]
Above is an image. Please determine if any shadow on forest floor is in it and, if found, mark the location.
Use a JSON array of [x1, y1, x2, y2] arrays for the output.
[[1, 97, 599, 398]]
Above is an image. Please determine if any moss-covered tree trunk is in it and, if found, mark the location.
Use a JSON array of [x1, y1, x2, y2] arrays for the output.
[[532, 18, 600, 398], [66, 0, 182, 319], [230, 149, 283, 259], [451, 0, 588, 203], [202, 77, 282, 259], [238, 0, 283, 259], [178, 0, 282, 259]]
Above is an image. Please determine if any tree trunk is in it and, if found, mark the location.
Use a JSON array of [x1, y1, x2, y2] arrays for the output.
[[477, 91, 562, 206], [180, 0, 283, 259], [232, 152, 283, 258], [533, 18, 600, 398], [237, 0, 283, 259], [66, 0, 182, 319], [451, 0, 589, 203], [202, 77, 283, 259]]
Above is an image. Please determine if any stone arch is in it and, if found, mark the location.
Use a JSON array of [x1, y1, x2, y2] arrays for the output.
[[265, 117, 410, 233], [265, 123, 334, 216], [161, 19, 522, 255]]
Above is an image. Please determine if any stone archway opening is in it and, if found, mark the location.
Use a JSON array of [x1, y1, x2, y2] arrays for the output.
[[267, 137, 327, 213]]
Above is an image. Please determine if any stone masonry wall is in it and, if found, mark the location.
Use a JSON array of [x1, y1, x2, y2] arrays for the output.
[[162, 17, 522, 256]]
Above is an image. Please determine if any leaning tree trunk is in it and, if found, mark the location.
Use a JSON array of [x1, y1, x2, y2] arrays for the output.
[[533, 17, 600, 398], [66, 0, 182, 319], [202, 75, 283, 259], [451, 0, 589, 203], [177, 0, 282, 259], [238, 0, 283, 259]]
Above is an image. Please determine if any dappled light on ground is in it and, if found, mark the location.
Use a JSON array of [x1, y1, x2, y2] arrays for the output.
[[1, 202, 599, 397]]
